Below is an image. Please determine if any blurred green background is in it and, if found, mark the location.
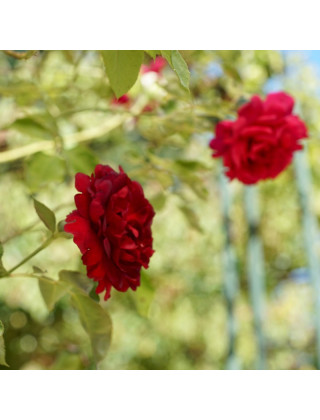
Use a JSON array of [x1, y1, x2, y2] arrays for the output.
[[1, 50, 320, 369]]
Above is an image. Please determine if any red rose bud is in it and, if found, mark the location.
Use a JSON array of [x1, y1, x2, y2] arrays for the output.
[[209, 92, 308, 184], [111, 94, 131, 107], [142, 56, 167, 74], [64, 165, 155, 300]]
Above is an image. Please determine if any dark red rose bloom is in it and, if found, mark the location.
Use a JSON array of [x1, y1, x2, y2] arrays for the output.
[[209, 92, 308, 184], [64, 165, 155, 300], [142, 56, 167, 74]]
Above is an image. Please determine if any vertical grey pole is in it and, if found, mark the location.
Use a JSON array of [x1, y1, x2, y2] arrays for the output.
[[244, 185, 267, 369], [219, 169, 240, 369], [294, 148, 320, 369]]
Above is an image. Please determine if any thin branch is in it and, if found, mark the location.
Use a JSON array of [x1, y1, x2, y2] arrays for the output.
[[0, 114, 127, 164], [3, 50, 38, 60], [6, 236, 54, 274]]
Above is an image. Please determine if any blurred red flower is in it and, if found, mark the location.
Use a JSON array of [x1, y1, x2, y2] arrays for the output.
[[209, 92, 308, 184], [111, 94, 131, 107], [64, 165, 155, 300], [142, 56, 167, 74]]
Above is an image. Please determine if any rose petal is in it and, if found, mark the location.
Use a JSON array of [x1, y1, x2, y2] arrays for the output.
[[75, 173, 91, 193]]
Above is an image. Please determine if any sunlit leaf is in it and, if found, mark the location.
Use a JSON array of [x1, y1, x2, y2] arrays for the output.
[[144, 51, 161, 59], [71, 292, 112, 362], [171, 51, 190, 91], [100, 50, 144, 98], [179, 204, 203, 233], [3, 50, 37, 60], [161, 50, 190, 91], [160, 51, 173, 67], [0, 321, 8, 367], [38, 277, 71, 311], [33, 198, 56, 233], [10, 117, 52, 139], [174, 159, 210, 172], [59, 270, 92, 294]]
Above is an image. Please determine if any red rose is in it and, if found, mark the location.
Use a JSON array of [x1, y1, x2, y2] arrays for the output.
[[209, 92, 308, 184], [142, 56, 167, 74], [64, 165, 155, 300]]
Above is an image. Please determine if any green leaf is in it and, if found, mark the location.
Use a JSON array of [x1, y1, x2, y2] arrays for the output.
[[161, 50, 190, 91], [65, 145, 98, 175], [179, 204, 203, 233], [10, 117, 52, 139], [38, 277, 71, 311], [33, 198, 56, 233], [175, 159, 210, 172], [3, 50, 37, 60], [100, 51, 144, 98], [160, 51, 173, 67], [144, 51, 161, 59], [59, 270, 93, 294], [171, 51, 190, 91], [25, 152, 66, 192], [71, 292, 112, 362], [0, 321, 8, 367]]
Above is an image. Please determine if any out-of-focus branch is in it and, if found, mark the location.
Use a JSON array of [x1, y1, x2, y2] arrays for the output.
[[6, 236, 54, 274], [0, 114, 128, 164], [3, 50, 38, 60]]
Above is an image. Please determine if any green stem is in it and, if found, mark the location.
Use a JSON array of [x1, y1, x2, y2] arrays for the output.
[[0, 114, 127, 164], [58, 107, 113, 117], [7, 273, 38, 279], [244, 185, 267, 370], [2, 201, 73, 244], [7, 236, 53, 274], [0, 273, 52, 284], [7, 273, 57, 286]]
